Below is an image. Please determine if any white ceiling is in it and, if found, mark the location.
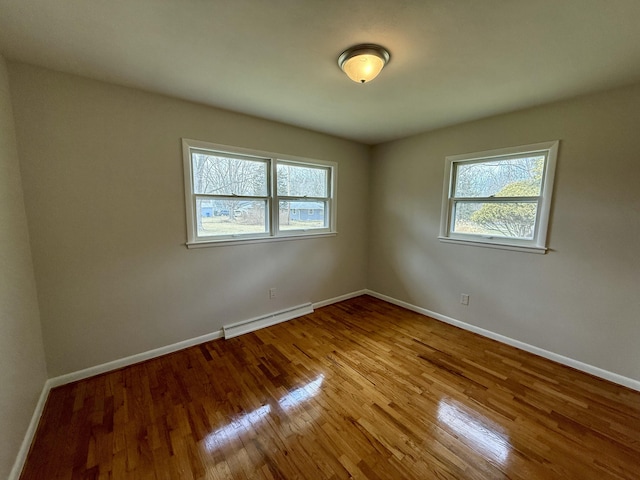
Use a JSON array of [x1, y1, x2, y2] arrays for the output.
[[2, 0, 640, 144]]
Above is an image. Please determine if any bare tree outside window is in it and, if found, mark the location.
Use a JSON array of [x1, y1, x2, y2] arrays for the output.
[[192, 153, 268, 236], [183, 139, 337, 245], [452, 156, 544, 239], [277, 163, 329, 230]]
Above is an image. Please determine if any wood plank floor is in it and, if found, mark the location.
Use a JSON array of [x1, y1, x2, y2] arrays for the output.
[[21, 296, 640, 479]]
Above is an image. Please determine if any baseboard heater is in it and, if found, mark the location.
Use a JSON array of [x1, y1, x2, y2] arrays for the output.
[[223, 302, 314, 339]]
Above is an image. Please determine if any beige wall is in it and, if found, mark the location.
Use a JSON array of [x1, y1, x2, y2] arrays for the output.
[[0, 56, 47, 479], [5, 55, 640, 477], [369, 83, 640, 381], [8, 63, 370, 377], [6, 60, 640, 387]]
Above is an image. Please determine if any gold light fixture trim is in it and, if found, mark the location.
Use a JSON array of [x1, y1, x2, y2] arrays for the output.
[[338, 44, 390, 84]]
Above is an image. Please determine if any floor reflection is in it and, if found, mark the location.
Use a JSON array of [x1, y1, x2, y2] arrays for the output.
[[437, 399, 510, 465], [204, 404, 271, 450], [204, 374, 325, 451], [279, 374, 324, 411]]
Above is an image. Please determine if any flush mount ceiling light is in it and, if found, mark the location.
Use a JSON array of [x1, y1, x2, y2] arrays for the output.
[[338, 44, 390, 84]]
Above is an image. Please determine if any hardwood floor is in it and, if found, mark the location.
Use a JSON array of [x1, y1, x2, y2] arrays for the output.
[[21, 296, 640, 479]]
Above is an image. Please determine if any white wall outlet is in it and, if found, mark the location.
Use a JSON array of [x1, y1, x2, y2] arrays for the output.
[[460, 293, 470, 305], [269, 287, 277, 299]]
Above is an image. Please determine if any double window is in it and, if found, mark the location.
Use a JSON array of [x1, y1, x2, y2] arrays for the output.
[[439, 141, 558, 253], [182, 139, 336, 246]]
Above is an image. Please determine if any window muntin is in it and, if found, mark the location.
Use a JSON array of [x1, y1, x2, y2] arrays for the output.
[[183, 139, 336, 246], [440, 141, 558, 253]]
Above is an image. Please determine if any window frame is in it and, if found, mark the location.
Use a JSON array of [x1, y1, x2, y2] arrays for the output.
[[438, 141, 559, 254], [182, 139, 337, 247], [274, 159, 333, 237]]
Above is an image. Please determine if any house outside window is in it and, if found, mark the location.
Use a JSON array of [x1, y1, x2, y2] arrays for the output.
[[182, 139, 336, 247]]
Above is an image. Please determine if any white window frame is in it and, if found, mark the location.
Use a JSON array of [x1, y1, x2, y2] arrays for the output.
[[439, 141, 559, 254], [182, 139, 337, 247]]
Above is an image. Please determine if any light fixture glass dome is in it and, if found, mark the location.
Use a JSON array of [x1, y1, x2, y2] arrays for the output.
[[338, 44, 390, 84]]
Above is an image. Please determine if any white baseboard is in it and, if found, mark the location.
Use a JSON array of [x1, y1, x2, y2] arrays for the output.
[[366, 290, 640, 392], [224, 302, 314, 339], [11, 328, 225, 479], [8, 380, 51, 480], [48, 329, 224, 388], [10, 289, 366, 478], [48, 289, 367, 387], [11, 287, 639, 479], [313, 289, 368, 309]]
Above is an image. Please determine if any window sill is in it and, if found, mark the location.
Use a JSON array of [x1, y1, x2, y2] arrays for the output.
[[438, 236, 547, 254], [187, 232, 337, 248]]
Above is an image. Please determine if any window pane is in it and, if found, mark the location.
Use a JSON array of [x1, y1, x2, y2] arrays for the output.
[[452, 201, 538, 239], [277, 163, 328, 197], [192, 153, 267, 196], [196, 199, 267, 237], [278, 201, 326, 230], [454, 155, 545, 198]]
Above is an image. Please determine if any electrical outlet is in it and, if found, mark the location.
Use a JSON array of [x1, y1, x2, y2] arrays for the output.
[[460, 293, 469, 305], [269, 287, 277, 299]]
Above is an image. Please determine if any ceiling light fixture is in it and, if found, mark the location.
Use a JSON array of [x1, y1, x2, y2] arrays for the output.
[[338, 44, 390, 84]]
